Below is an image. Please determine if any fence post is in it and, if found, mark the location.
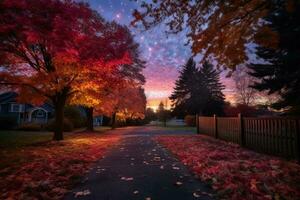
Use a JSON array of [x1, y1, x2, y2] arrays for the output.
[[238, 113, 245, 147], [214, 114, 218, 139], [295, 119, 300, 161], [196, 114, 200, 134]]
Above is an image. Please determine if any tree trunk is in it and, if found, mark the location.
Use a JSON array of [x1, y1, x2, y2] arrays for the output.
[[163, 118, 167, 127], [52, 90, 68, 141], [85, 107, 94, 132], [111, 112, 116, 129], [53, 99, 65, 141]]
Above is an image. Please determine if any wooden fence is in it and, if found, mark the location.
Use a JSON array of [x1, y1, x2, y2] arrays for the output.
[[196, 114, 300, 160]]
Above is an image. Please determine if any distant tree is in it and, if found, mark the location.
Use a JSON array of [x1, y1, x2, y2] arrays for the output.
[[224, 103, 258, 117], [70, 25, 144, 131], [157, 102, 171, 127], [170, 58, 207, 117], [233, 67, 258, 106], [248, 1, 300, 115], [170, 59, 225, 117], [200, 62, 225, 116], [145, 108, 157, 122], [107, 85, 146, 129]]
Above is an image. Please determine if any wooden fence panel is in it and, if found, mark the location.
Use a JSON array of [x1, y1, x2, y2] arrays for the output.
[[198, 117, 214, 137], [197, 115, 300, 160], [244, 118, 298, 158], [217, 117, 240, 144]]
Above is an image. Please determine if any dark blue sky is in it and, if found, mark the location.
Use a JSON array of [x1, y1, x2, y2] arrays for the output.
[[83, 0, 233, 109]]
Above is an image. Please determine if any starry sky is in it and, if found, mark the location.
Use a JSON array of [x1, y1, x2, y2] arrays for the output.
[[84, 0, 235, 110]]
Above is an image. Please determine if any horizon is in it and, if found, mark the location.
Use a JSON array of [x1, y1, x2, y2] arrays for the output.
[[85, 0, 236, 109]]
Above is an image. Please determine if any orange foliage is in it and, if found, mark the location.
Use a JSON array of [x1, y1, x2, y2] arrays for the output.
[[132, 0, 286, 68]]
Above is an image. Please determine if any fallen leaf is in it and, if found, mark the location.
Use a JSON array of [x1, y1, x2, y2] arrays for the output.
[[121, 177, 134, 181], [133, 190, 139, 194], [175, 181, 183, 186], [193, 192, 201, 198], [153, 157, 161, 161], [74, 189, 91, 198]]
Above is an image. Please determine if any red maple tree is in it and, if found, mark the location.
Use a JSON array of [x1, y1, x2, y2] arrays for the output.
[[0, 0, 132, 140]]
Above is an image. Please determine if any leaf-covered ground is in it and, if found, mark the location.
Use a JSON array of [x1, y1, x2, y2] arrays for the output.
[[0, 133, 121, 199], [155, 135, 300, 200]]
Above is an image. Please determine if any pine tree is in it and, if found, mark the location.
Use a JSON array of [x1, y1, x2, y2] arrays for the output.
[[248, 1, 300, 114], [169, 58, 207, 117], [200, 61, 225, 116], [170, 58, 225, 117]]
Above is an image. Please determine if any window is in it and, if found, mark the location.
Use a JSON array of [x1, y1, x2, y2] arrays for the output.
[[10, 104, 24, 112], [10, 104, 20, 112]]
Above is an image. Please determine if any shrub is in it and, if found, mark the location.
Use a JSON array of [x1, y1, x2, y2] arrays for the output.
[[184, 115, 196, 126], [64, 106, 86, 128], [45, 118, 74, 132], [18, 123, 42, 131], [0, 116, 17, 130]]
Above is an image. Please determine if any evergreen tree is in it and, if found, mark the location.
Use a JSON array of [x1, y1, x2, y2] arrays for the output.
[[200, 62, 225, 116], [170, 58, 225, 117], [248, 1, 300, 114], [170, 58, 207, 117]]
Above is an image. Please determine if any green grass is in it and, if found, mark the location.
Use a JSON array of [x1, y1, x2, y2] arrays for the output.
[[0, 130, 53, 149], [94, 126, 111, 133], [0, 126, 111, 149]]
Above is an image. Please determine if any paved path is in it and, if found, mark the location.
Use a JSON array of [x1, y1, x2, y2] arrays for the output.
[[65, 126, 214, 200]]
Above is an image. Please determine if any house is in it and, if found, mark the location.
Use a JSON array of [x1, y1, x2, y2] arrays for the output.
[[0, 92, 54, 125], [93, 115, 103, 126]]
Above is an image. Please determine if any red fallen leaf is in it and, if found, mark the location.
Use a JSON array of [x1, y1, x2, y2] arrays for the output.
[[155, 135, 300, 200], [250, 179, 260, 193], [0, 134, 121, 200]]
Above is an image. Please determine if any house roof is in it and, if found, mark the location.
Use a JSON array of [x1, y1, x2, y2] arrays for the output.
[[0, 92, 17, 104], [0, 92, 54, 112]]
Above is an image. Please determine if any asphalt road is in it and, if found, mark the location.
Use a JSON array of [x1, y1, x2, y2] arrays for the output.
[[64, 126, 214, 200]]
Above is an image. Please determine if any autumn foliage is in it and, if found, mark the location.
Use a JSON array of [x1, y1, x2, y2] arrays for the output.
[[155, 135, 300, 199], [132, 0, 275, 68], [0, 0, 144, 140]]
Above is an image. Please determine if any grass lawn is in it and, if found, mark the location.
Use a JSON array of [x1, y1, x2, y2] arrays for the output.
[[0, 126, 111, 149], [0, 131, 53, 149]]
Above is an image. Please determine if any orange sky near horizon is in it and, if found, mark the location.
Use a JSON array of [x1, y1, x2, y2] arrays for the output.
[[144, 69, 237, 111]]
